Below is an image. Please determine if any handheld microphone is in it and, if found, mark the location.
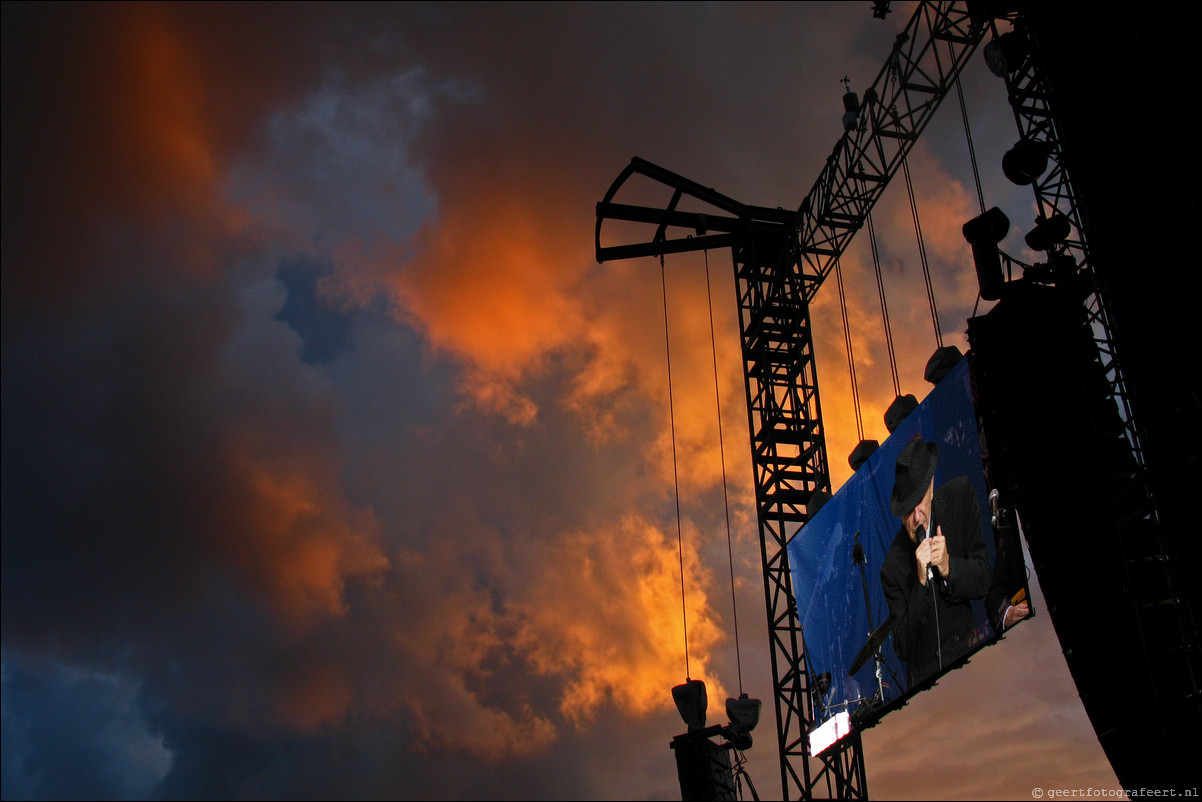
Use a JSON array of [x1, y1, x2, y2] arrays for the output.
[[916, 524, 933, 584]]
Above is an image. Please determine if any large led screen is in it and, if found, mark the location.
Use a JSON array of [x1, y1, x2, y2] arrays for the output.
[[788, 356, 1031, 750]]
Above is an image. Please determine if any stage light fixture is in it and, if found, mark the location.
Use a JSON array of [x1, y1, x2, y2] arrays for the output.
[[963, 206, 1010, 301], [1002, 138, 1050, 186], [884, 394, 918, 434], [849, 439, 879, 471], [1024, 213, 1071, 252], [1024, 253, 1081, 292], [983, 31, 1029, 77], [842, 88, 860, 131], [726, 694, 761, 732], [672, 679, 708, 732], [924, 345, 963, 385], [725, 693, 761, 750]]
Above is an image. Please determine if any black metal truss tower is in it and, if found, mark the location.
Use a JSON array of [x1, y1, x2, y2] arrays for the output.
[[595, 4, 990, 797], [978, 5, 1201, 787]]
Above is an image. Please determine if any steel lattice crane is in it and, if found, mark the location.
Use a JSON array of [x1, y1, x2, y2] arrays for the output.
[[596, 1, 1200, 798], [597, 4, 989, 797]]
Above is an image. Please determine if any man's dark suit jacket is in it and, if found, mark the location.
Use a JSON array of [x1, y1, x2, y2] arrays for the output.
[[880, 476, 990, 687]]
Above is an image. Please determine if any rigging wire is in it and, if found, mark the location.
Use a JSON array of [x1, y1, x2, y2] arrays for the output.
[[703, 245, 743, 694], [867, 212, 902, 398], [888, 40, 947, 350], [901, 155, 943, 349], [952, 43, 988, 217], [952, 39, 989, 320], [834, 257, 865, 442], [659, 252, 691, 680]]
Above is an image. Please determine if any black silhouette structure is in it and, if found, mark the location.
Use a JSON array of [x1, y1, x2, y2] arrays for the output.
[[596, 1, 1200, 797]]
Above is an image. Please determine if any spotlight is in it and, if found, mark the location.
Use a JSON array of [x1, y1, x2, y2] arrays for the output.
[[672, 679, 707, 732], [1024, 213, 1071, 252], [849, 439, 879, 471], [983, 31, 1029, 77], [963, 206, 1010, 301], [884, 394, 917, 434], [1024, 253, 1081, 292], [1002, 139, 1050, 186], [726, 694, 761, 732], [725, 693, 761, 750], [842, 83, 860, 132], [924, 345, 963, 385]]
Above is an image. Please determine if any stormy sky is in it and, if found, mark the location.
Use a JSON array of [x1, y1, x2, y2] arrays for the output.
[[3, 2, 1124, 799]]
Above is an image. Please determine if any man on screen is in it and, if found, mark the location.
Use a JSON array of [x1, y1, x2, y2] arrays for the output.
[[880, 437, 991, 687]]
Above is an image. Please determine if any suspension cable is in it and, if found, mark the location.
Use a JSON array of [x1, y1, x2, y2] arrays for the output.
[[660, 253, 691, 680], [703, 246, 743, 693], [901, 155, 943, 348], [867, 212, 901, 398], [835, 257, 865, 442], [888, 41, 944, 349], [952, 43, 987, 216]]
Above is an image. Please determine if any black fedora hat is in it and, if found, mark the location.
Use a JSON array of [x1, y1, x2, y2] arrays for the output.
[[890, 437, 939, 517]]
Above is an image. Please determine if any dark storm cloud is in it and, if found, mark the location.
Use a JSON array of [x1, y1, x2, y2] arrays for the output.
[[3, 2, 392, 792], [2, 655, 171, 800], [277, 259, 354, 366], [2, 2, 1123, 799], [2, 1, 717, 792]]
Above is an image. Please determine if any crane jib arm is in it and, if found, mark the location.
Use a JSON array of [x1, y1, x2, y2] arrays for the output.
[[595, 2, 989, 302]]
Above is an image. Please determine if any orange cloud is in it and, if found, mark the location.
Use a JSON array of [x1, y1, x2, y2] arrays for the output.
[[354, 152, 597, 424], [199, 382, 389, 634], [511, 514, 728, 727], [220, 437, 389, 633], [118, 7, 218, 214], [270, 657, 357, 734], [163, 4, 999, 763], [405, 686, 558, 761], [349, 510, 734, 762]]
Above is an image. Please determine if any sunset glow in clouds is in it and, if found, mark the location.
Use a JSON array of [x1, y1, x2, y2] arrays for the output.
[[3, 3, 1123, 799]]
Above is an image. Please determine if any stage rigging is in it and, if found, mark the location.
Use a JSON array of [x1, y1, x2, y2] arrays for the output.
[[595, 2, 1200, 797]]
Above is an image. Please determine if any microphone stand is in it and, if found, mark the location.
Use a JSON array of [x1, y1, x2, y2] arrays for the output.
[[918, 523, 943, 673], [852, 533, 886, 707]]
